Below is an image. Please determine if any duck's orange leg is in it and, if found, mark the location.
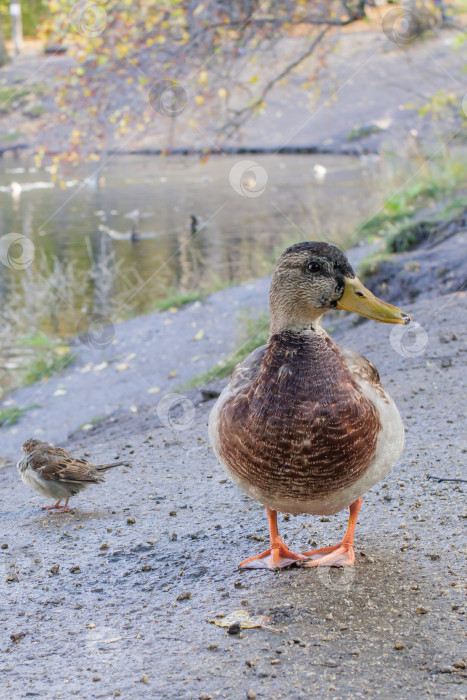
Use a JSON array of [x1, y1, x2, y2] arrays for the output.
[[302, 497, 362, 568], [239, 508, 308, 571]]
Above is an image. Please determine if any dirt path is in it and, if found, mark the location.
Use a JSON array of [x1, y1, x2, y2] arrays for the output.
[[0, 287, 465, 698], [1, 27, 465, 156]]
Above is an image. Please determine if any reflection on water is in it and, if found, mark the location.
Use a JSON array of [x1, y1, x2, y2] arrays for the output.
[[0, 153, 387, 336]]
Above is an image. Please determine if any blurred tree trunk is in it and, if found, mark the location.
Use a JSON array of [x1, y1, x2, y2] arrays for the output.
[[0, 21, 7, 66]]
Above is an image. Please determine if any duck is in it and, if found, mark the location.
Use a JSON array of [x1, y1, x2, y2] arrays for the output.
[[190, 214, 198, 236], [209, 241, 410, 570], [17, 438, 128, 513]]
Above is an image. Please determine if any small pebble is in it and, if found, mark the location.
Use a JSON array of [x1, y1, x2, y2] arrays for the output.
[[126, 518, 136, 525], [177, 591, 191, 602], [228, 622, 241, 635]]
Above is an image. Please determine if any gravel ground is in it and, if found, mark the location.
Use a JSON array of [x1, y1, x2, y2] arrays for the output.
[[0, 285, 466, 699]]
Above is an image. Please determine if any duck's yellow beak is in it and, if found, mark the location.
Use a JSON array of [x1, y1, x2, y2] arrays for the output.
[[336, 276, 410, 325]]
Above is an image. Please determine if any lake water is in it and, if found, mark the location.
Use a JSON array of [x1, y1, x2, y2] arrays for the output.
[[0, 152, 389, 337]]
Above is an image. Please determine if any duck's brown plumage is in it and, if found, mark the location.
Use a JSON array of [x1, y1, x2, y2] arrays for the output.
[[217, 330, 381, 506]]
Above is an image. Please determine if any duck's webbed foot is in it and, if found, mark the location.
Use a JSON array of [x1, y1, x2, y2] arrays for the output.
[[302, 497, 362, 568], [240, 538, 307, 570], [302, 542, 354, 568], [239, 508, 307, 571]]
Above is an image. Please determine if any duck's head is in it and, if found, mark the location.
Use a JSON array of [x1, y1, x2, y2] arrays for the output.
[[270, 241, 410, 334]]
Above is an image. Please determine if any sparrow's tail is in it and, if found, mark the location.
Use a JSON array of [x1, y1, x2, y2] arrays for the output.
[[94, 461, 130, 473]]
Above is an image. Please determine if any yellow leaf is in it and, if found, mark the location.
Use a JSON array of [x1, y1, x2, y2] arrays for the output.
[[218, 88, 227, 99], [194, 95, 204, 105], [209, 610, 270, 629], [192, 328, 204, 341], [148, 387, 161, 394], [198, 71, 208, 85], [55, 345, 70, 356], [250, 75, 258, 84]]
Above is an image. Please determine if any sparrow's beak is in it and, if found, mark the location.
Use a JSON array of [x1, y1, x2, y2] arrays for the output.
[[336, 276, 410, 325]]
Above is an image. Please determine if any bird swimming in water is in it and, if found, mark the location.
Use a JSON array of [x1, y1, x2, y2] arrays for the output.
[[190, 214, 198, 236], [209, 241, 410, 570]]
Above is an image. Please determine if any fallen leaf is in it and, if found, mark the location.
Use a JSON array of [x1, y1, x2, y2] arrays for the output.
[[148, 387, 161, 394], [55, 345, 71, 356], [115, 363, 128, 372], [192, 328, 204, 341], [94, 362, 108, 372], [208, 610, 269, 629]]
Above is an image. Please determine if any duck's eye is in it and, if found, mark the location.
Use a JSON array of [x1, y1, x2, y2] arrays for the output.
[[307, 261, 321, 273]]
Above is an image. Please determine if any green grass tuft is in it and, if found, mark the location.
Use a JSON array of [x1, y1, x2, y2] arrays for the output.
[[0, 404, 41, 427], [358, 157, 467, 240], [19, 332, 75, 385], [152, 289, 205, 312]]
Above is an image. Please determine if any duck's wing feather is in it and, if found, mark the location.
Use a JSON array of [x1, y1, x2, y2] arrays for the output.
[[228, 344, 267, 393], [337, 343, 387, 398]]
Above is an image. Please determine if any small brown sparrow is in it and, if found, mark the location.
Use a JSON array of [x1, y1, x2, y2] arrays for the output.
[[17, 438, 128, 513]]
